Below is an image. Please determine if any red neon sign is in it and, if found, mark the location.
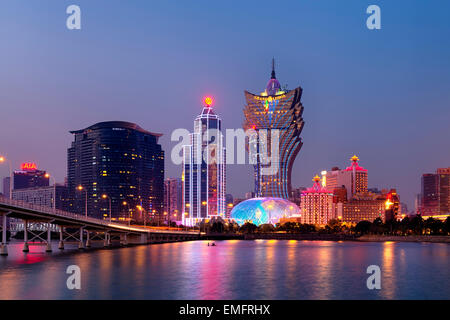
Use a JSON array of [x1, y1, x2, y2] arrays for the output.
[[21, 163, 38, 171]]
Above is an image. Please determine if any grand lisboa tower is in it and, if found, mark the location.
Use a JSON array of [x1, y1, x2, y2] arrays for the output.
[[243, 59, 305, 199]]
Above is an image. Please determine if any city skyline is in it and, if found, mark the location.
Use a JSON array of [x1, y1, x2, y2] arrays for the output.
[[1, 1, 450, 211]]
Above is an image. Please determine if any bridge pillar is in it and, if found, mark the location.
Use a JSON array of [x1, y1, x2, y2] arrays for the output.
[[0, 214, 8, 256], [23, 220, 29, 253], [86, 230, 91, 248], [46, 223, 52, 252], [103, 232, 109, 247], [78, 227, 84, 249], [58, 226, 64, 250], [121, 233, 128, 246], [104, 232, 111, 247]]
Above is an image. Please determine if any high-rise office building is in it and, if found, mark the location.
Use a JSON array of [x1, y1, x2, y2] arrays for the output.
[[67, 121, 164, 221], [243, 59, 304, 199], [182, 97, 226, 226], [300, 176, 335, 225], [420, 168, 450, 217], [164, 178, 182, 223], [13, 163, 49, 190], [2, 177, 11, 199], [437, 168, 449, 214], [323, 156, 368, 199]]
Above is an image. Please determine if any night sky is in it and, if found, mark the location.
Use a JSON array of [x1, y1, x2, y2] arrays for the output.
[[1, 0, 449, 210]]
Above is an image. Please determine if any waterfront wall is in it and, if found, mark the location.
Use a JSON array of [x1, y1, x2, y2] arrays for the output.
[[357, 235, 450, 243], [243, 233, 357, 241]]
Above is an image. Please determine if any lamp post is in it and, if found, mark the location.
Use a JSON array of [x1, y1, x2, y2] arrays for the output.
[[102, 194, 112, 222], [137, 205, 147, 227], [77, 185, 88, 217], [45, 173, 56, 213], [122, 201, 131, 226], [0, 156, 13, 200]]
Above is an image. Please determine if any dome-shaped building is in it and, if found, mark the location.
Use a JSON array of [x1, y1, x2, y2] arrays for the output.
[[230, 197, 300, 226]]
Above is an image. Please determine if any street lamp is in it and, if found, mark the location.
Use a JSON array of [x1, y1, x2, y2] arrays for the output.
[[77, 185, 88, 217], [45, 173, 56, 212], [102, 194, 112, 222], [136, 205, 146, 226], [0, 156, 12, 200], [122, 201, 131, 226]]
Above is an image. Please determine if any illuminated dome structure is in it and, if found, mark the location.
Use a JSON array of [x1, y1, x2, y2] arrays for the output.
[[230, 197, 300, 226]]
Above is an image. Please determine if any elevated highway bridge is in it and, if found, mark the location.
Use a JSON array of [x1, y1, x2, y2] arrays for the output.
[[0, 197, 200, 256]]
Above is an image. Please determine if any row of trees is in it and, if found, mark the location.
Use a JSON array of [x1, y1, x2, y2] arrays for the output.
[[354, 215, 450, 236], [201, 215, 450, 236]]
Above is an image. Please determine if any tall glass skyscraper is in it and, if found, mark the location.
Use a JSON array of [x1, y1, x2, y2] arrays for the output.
[[243, 60, 305, 199], [182, 99, 226, 226], [67, 121, 164, 221]]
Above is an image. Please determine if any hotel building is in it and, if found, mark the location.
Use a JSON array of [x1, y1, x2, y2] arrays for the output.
[[182, 98, 226, 226], [243, 59, 304, 199], [300, 176, 335, 226]]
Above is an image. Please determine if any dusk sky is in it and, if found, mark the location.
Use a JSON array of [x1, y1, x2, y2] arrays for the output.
[[1, 0, 449, 210]]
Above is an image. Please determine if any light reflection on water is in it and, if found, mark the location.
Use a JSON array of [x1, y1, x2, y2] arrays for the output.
[[0, 240, 449, 300]]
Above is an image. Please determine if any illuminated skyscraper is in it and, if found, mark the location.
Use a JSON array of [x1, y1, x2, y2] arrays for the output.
[[420, 168, 450, 217], [68, 121, 164, 221], [243, 59, 304, 198], [182, 97, 226, 226]]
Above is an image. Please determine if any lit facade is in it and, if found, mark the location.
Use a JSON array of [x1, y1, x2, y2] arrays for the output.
[[420, 168, 450, 217], [13, 164, 49, 190], [336, 196, 385, 224], [68, 121, 164, 221], [164, 178, 182, 223], [230, 197, 300, 226], [243, 60, 304, 199], [182, 100, 226, 226], [323, 156, 368, 199], [300, 176, 335, 226]]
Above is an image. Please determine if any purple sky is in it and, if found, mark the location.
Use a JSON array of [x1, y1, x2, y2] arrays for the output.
[[1, 0, 449, 211]]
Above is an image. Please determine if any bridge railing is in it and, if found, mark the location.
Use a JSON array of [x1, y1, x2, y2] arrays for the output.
[[0, 196, 198, 234], [0, 195, 114, 225]]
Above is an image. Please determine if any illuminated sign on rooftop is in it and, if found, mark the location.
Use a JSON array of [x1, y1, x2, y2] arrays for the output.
[[20, 163, 38, 171]]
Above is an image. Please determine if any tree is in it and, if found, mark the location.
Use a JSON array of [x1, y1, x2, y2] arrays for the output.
[[258, 224, 275, 233], [210, 221, 225, 233], [355, 220, 372, 235], [424, 217, 444, 235], [239, 222, 258, 234], [409, 214, 424, 235], [445, 217, 450, 235]]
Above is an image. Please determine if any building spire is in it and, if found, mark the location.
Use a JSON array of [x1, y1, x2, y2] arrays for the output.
[[271, 57, 276, 79]]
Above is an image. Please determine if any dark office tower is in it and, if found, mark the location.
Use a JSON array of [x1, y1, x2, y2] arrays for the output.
[[2, 177, 10, 199], [243, 59, 304, 198], [68, 121, 164, 221], [437, 168, 450, 214], [13, 163, 49, 190], [421, 173, 439, 216]]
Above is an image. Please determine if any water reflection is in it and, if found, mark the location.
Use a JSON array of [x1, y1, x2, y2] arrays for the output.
[[380, 242, 395, 299], [0, 240, 449, 299]]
